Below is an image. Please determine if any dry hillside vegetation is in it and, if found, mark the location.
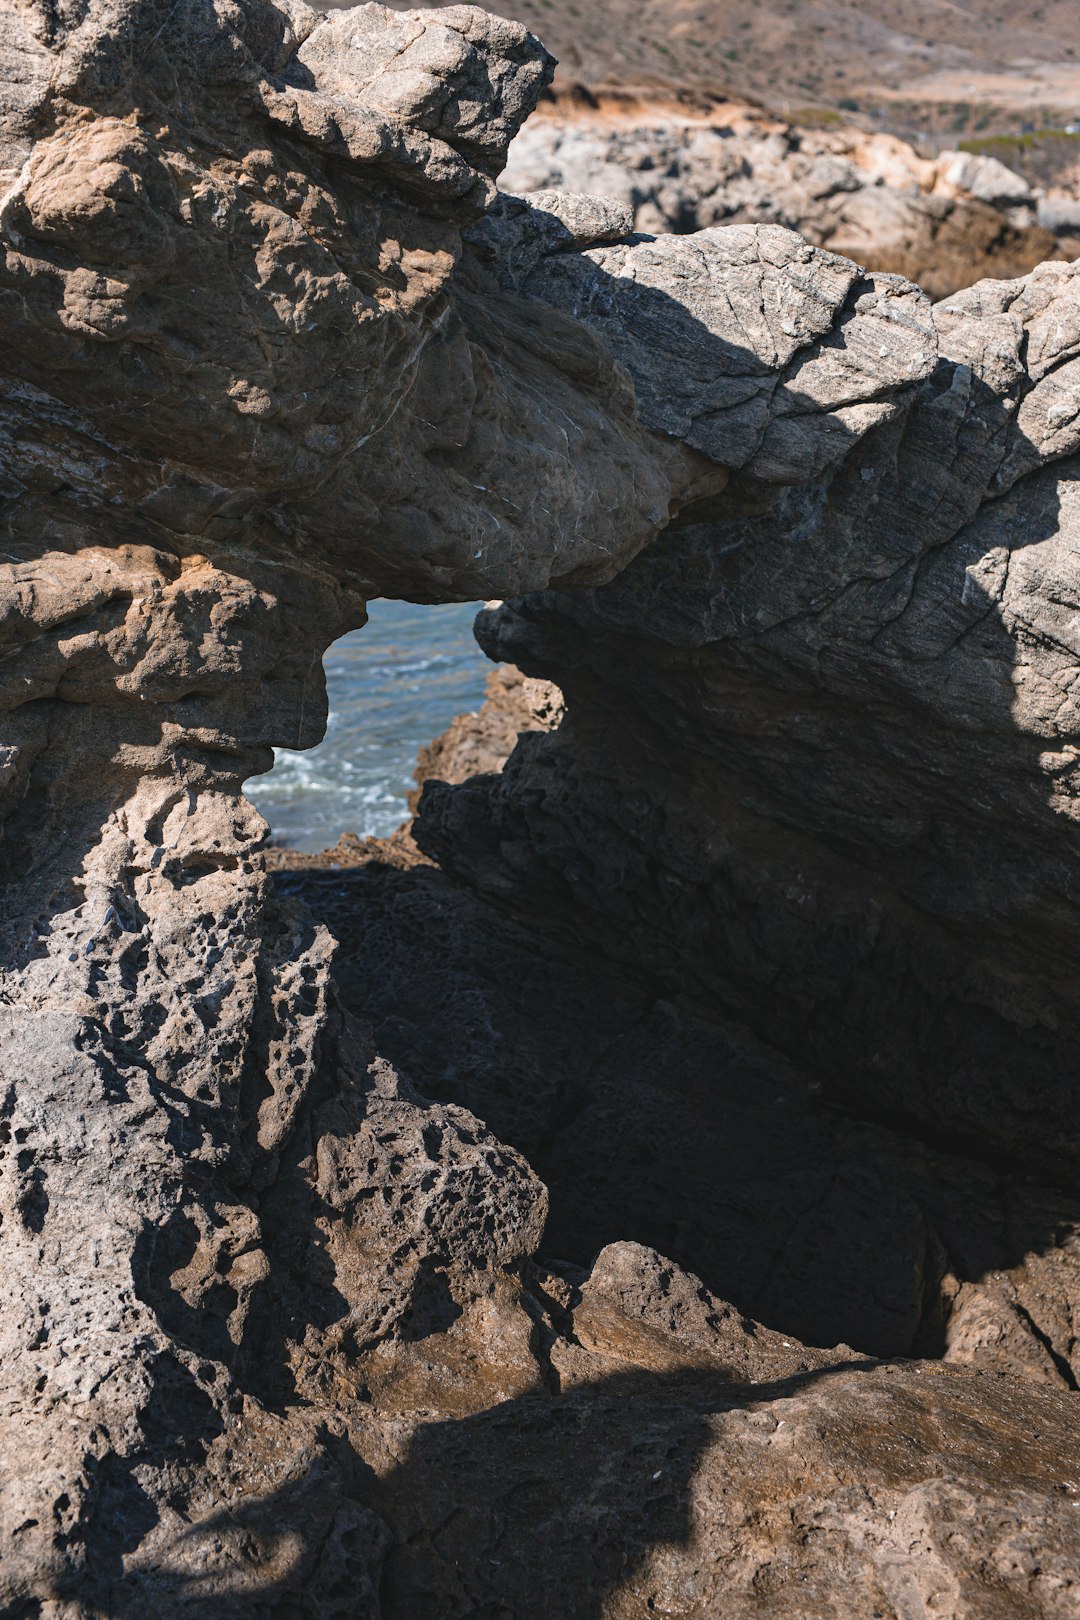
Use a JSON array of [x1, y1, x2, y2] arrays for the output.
[[369, 0, 1080, 135]]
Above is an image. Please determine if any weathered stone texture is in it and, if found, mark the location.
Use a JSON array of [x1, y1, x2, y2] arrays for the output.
[[503, 110, 1075, 300], [418, 258, 1080, 1176], [0, 1, 1078, 1614]]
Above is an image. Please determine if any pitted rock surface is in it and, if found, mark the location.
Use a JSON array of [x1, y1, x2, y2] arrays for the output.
[[0, 1, 1078, 1615]]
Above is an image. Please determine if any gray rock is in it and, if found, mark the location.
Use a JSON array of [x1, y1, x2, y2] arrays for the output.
[[938, 148, 1036, 207], [1039, 195, 1080, 234], [0, 1, 1078, 1614], [503, 114, 1066, 300], [418, 256, 1080, 1179], [516, 222, 936, 478]]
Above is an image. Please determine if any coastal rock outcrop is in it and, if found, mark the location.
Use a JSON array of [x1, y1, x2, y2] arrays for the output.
[[0, 1, 582, 1606], [1, 1, 1079, 1614], [407, 660, 564, 810], [503, 107, 1075, 298], [417, 258, 1080, 1178], [346, 247, 1080, 1409]]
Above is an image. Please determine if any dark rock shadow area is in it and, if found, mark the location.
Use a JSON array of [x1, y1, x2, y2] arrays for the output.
[[275, 859, 1080, 1381]]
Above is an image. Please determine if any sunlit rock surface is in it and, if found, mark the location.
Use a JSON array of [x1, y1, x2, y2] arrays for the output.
[[0, 1, 1078, 1614], [503, 106, 1076, 299]]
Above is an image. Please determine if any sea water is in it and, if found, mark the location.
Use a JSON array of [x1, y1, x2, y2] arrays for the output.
[[248, 598, 488, 853]]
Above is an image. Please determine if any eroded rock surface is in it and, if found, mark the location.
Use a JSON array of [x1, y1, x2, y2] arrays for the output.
[[0, 1, 1078, 1614], [408, 659, 564, 809], [279, 849, 1080, 1389], [417, 259, 1080, 1180], [503, 108, 1075, 299]]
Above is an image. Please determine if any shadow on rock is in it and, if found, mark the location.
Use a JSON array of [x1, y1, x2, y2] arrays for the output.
[[276, 845, 1080, 1385], [371, 1360, 889, 1620], [369, 1353, 1080, 1618]]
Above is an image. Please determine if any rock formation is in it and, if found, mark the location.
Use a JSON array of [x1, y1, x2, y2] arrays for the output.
[[415, 257, 1080, 1177], [503, 105, 1076, 298], [0, 1, 1078, 1614]]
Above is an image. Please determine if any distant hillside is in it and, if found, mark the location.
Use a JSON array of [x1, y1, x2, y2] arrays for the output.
[[363, 0, 1080, 139]]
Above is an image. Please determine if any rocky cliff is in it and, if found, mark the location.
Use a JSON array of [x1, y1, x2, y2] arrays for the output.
[[1, 2, 1078, 1615]]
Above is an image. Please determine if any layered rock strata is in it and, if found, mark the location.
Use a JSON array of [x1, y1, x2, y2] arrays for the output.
[[0, 1, 1078, 1614], [417, 259, 1080, 1181], [375, 250, 1080, 1411]]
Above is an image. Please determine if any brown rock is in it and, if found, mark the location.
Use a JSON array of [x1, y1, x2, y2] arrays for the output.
[[408, 660, 564, 811], [0, 2, 1078, 1614]]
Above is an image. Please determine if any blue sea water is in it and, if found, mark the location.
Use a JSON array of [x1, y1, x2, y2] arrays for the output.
[[247, 598, 489, 853]]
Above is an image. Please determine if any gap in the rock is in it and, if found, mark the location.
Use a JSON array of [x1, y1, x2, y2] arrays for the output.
[[249, 598, 488, 854]]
